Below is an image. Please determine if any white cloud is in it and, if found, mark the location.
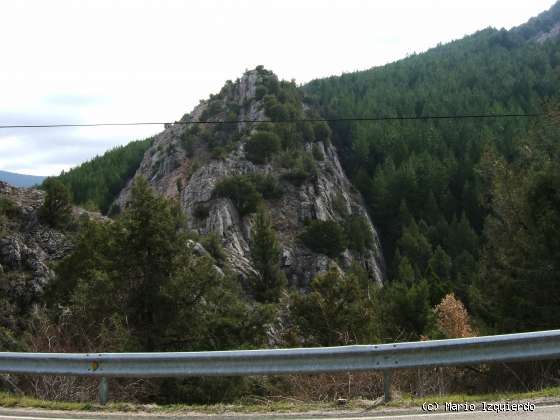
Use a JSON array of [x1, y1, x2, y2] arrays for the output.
[[0, 0, 556, 175]]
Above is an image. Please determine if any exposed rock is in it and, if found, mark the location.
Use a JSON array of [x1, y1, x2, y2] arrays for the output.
[[0, 181, 106, 306], [187, 239, 211, 258], [116, 69, 385, 287], [534, 21, 560, 43]]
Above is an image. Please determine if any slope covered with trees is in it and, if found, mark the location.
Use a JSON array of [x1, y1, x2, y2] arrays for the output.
[[4, 4, 558, 404], [304, 4, 560, 336], [54, 138, 153, 213]]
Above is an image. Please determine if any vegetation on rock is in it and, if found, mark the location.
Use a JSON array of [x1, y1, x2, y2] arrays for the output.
[[300, 220, 347, 258]]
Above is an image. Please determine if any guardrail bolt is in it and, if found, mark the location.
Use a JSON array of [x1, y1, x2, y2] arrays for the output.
[[99, 377, 108, 405], [383, 370, 393, 403]]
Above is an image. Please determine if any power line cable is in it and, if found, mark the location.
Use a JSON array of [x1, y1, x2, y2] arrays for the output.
[[0, 113, 542, 129]]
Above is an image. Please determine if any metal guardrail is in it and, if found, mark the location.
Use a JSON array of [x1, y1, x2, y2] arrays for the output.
[[1, 330, 560, 404]]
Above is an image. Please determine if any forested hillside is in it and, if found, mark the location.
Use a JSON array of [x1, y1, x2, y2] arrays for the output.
[[48, 2, 560, 339], [54, 138, 153, 213], [3, 3, 560, 404], [49, 3, 560, 337], [304, 3, 560, 335]]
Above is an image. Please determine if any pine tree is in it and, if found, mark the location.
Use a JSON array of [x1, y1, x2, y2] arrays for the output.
[[115, 177, 187, 349], [290, 268, 379, 346], [39, 178, 72, 229], [250, 206, 286, 303]]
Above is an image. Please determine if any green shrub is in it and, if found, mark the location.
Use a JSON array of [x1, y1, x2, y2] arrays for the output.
[[245, 131, 281, 164], [300, 220, 347, 257], [193, 204, 210, 219], [345, 215, 374, 253], [210, 146, 228, 160], [282, 151, 317, 185], [248, 174, 283, 199], [255, 85, 266, 100], [299, 121, 315, 142], [313, 121, 332, 143], [0, 198, 17, 218], [180, 132, 197, 157], [312, 143, 325, 161], [199, 233, 227, 265], [185, 159, 201, 180], [333, 192, 349, 217], [0, 199, 13, 236], [39, 178, 72, 229], [250, 206, 286, 303], [207, 100, 223, 117], [267, 103, 290, 121], [290, 268, 379, 346], [214, 176, 261, 216]]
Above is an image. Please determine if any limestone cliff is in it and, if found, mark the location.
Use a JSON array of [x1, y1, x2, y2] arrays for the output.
[[116, 68, 385, 286]]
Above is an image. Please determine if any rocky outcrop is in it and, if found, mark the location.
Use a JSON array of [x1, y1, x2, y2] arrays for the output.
[[116, 69, 385, 287], [534, 21, 560, 43], [0, 181, 104, 301]]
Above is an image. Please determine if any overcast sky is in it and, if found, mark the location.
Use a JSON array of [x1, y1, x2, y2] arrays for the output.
[[0, 0, 556, 176]]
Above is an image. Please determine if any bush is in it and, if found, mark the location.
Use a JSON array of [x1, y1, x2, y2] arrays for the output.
[[299, 121, 316, 143], [250, 206, 286, 303], [207, 100, 223, 117], [199, 233, 227, 265], [312, 143, 325, 161], [282, 151, 317, 186], [245, 131, 281, 164], [313, 121, 332, 143], [300, 220, 347, 257], [180, 132, 197, 157], [290, 268, 379, 346], [214, 176, 261, 216], [39, 178, 72, 229], [210, 146, 228, 160], [345, 215, 374, 253], [255, 85, 266, 100], [193, 204, 210, 219], [0, 197, 16, 216], [248, 174, 283, 199]]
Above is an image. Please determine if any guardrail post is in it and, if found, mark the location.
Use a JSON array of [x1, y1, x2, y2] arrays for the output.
[[99, 377, 108, 405], [383, 370, 393, 402]]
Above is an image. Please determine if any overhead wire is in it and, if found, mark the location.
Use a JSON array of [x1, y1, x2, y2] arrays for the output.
[[0, 113, 543, 129]]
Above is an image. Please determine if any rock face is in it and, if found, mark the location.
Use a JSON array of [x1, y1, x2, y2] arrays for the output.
[[0, 181, 103, 307], [534, 21, 560, 43], [116, 69, 385, 286]]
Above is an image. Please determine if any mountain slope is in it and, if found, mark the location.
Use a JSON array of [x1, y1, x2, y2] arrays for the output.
[[116, 68, 384, 286], [303, 2, 560, 329], [45, 1, 560, 333], [0, 170, 45, 188], [513, 0, 560, 42], [56, 138, 153, 213]]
